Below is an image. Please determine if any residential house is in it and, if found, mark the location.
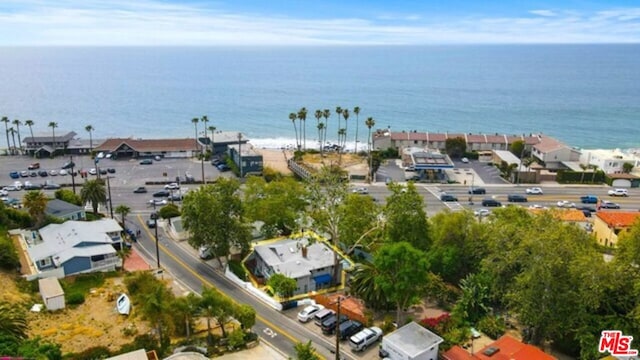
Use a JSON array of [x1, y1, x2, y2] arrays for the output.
[[531, 136, 580, 170], [95, 138, 199, 159], [45, 199, 86, 221], [380, 321, 443, 360], [580, 149, 640, 175], [22, 219, 124, 279], [593, 212, 640, 247], [23, 131, 78, 158], [247, 237, 340, 296], [442, 334, 556, 360], [528, 208, 591, 232], [227, 143, 264, 177], [209, 130, 249, 156]]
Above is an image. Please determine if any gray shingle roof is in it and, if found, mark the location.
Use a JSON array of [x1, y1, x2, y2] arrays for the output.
[[254, 238, 335, 278]]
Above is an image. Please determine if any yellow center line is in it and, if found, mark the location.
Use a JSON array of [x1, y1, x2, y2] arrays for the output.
[[135, 214, 302, 346]]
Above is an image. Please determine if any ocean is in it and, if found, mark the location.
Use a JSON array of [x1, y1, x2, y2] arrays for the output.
[[0, 45, 638, 150]]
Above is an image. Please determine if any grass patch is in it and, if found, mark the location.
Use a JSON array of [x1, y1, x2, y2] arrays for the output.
[[60, 271, 117, 296]]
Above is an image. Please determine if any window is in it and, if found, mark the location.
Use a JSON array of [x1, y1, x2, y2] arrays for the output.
[[39, 258, 52, 268]]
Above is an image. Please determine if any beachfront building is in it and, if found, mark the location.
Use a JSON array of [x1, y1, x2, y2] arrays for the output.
[[95, 138, 199, 158], [245, 236, 341, 296], [373, 130, 544, 154], [15, 219, 124, 280], [530, 135, 580, 169], [593, 211, 640, 247], [209, 130, 250, 156], [23, 131, 78, 158], [579, 148, 640, 175], [227, 143, 263, 177]]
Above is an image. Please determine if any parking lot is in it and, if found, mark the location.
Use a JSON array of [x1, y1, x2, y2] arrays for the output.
[[282, 306, 381, 360]]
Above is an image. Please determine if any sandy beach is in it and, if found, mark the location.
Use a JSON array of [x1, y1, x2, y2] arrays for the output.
[[254, 148, 293, 175]]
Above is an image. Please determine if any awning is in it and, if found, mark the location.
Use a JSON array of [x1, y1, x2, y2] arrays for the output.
[[313, 273, 332, 285]]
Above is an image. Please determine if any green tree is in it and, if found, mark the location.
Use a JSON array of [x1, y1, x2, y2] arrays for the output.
[[171, 293, 200, 339], [23, 190, 48, 227], [48, 121, 58, 157], [0, 302, 28, 343], [322, 109, 331, 155], [338, 193, 382, 251], [115, 205, 131, 230], [374, 242, 430, 325], [623, 162, 634, 174], [349, 262, 392, 311], [80, 179, 106, 216], [54, 189, 82, 206], [158, 203, 181, 219], [12, 119, 22, 154], [383, 182, 430, 251], [298, 107, 307, 151], [85, 125, 94, 155], [1, 116, 9, 155], [24, 119, 35, 156], [509, 139, 525, 158], [353, 106, 360, 153], [182, 178, 250, 268], [314, 109, 323, 151], [365, 117, 376, 182], [294, 340, 320, 360], [453, 273, 492, 324], [142, 283, 174, 349], [267, 273, 298, 300], [234, 304, 256, 331], [289, 112, 300, 151], [243, 177, 308, 237], [445, 137, 466, 159], [17, 337, 62, 360], [200, 287, 234, 339], [0, 236, 20, 270]]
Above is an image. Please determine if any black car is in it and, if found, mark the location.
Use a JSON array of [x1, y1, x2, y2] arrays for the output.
[[139, 159, 153, 165], [107, 168, 116, 174], [43, 183, 61, 190], [133, 187, 147, 194], [29, 171, 38, 177], [507, 194, 528, 203], [321, 314, 349, 335], [440, 193, 458, 202], [38, 170, 48, 177], [482, 198, 502, 207], [468, 187, 486, 194], [61, 161, 75, 169], [146, 219, 156, 228], [99, 169, 108, 175], [338, 320, 364, 341], [153, 190, 170, 197], [217, 163, 231, 172], [211, 158, 222, 166]]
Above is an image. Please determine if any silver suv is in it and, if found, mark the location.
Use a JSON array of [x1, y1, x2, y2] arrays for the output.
[[349, 327, 383, 352]]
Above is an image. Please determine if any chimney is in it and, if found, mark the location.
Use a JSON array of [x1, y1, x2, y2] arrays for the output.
[[301, 246, 308, 258]]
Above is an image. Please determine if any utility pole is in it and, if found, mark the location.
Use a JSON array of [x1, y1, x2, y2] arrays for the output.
[[335, 296, 343, 360], [237, 132, 243, 178], [106, 176, 114, 219], [152, 204, 160, 269], [70, 155, 76, 194]]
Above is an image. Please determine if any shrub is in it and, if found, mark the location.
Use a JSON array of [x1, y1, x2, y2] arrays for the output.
[[228, 260, 247, 281], [227, 329, 245, 350], [0, 237, 20, 270], [66, 292, 85, 305], [65, 346, 111, 360], [476, 315, 506, 340]]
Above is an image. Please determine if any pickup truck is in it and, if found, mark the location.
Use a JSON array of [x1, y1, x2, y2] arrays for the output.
[[580, 195, 598, 204]]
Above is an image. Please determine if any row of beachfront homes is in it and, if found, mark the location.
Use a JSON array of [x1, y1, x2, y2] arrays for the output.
[[13, 130, 263, 177], [374, 130, 640, 186]]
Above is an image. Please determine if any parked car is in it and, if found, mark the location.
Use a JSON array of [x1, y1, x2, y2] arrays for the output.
[[49, 170, 58, 176], [154, 155, 162, 161], [211, 158, 222, 166], [133, 187, 148, 194], [338, 320, 364, 341], [461, 157, 469, 163], [38, 170, 48, 177], [507, 194, 528, 203], [9, 171, 19, 179], [148, 199, 167, 206], [59, 169, 68, 176], [468, 187, 486, 194], [20, 170, 29, 178], [608, 188, 629, 197], [185, 172, 195, 183], [297, 304, 325, 323], [352, 187, 368, 195], [217, 163, 231, 172], [440, 193, 458, 202], [88, 168, 97, 175], [139, 159, 153, 165], [153, 190, 170, 197], [107, 168, 116, 174], [99, 169, 108, 175], [580, 195, 598, 204], [61, 161, 75, 169], [24, 182, 41, 190], [474, 208, 491, 217], [525, 187, 543, 195], [349, 327, 383, 352], [29, 171, 38, 177], [321, 314, 349, 335], [599, 200, 621, 209], [28, 163, 40, 170], [481, 198, 502, 207], [164, 183, 180, 190], [43, 182, 61, 190], [557, 200, 576, 208], [577, 206, 596, 212], [2, 185, 19, 191], [146, 219, 157, 228]]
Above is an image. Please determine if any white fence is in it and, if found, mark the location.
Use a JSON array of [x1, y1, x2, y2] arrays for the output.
[[224, 266, 283, 311]]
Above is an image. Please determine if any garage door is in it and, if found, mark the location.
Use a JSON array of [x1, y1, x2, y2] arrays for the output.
[[612, 179, 631, 188]]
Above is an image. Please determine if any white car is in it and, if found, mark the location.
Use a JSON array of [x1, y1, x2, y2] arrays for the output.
[[49, 170, 58, 176], [59, 169, 68, 176], [608, 188, 629, 197], [2, 186, 19, 191], [557, 200, 576, 208], [149, 199, 167, 206], [164, 183, 180, 190], [0, 189, 8, 197], [528, 204, 547, 209], [461, 157, 469, 163], [297, 304, 325, 323], [89, 168, 97, 175], [474, 208, 491, 217], [352, 187, 368, 195], [525, 187, 543, 195]]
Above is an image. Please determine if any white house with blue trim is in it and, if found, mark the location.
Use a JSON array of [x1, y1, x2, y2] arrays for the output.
[[250, 237, 339, 296], [24, 219, 123, 279]]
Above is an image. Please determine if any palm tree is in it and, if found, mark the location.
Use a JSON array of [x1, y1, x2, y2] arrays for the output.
[[341, 108, 350, 152], [142, 284, 172, 348], [201, 115, 209, 142], [115, 205, 131, 230], [337, 128, 346, 164], [335, 106, 343, 139], [365, 117, 376, 183], [289, 112, 299, 151], [12, 119, 22, 154], [297, 107, 307, 151], [322, 109, 331, 149], [353, 106, 361, 153], [25, 120, 35, 157], [590, 165, 599, 183], [208, 125, 216, 156], [80, 179, 107, 216], [0, 301, 28, 342], [317, 122, 325, 157], [8, 127, 16, 155], [23, 190, 48, 227], [579, 164, 587, 184], [1, 117, 10, 155], [314, 110, 323, 150], [191, 117, 199, 156], [48, 121, 58, 158], [85, 125, 95, 155]]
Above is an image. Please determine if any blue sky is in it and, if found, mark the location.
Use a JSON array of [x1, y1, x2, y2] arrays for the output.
[[0, 0, 639, 45]]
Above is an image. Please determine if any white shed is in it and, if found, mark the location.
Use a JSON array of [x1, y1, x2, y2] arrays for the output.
[[39, 277, 65, 311], [380, 321, 443, 360]]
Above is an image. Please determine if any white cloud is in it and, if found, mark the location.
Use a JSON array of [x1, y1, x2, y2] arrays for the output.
[[0, 1, 638, 45]]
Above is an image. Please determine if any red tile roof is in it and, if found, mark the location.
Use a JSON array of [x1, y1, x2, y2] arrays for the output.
[[596, 212, 640, 228], [529, 208, 587, 222], [96, 138, 198, 152], [533, 136, 567, 153], [475, 335, 556, 360], [442, 346, 479, 360]]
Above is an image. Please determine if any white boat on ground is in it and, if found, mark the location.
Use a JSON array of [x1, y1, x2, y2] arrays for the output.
[[116, 294, 131, 315]]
